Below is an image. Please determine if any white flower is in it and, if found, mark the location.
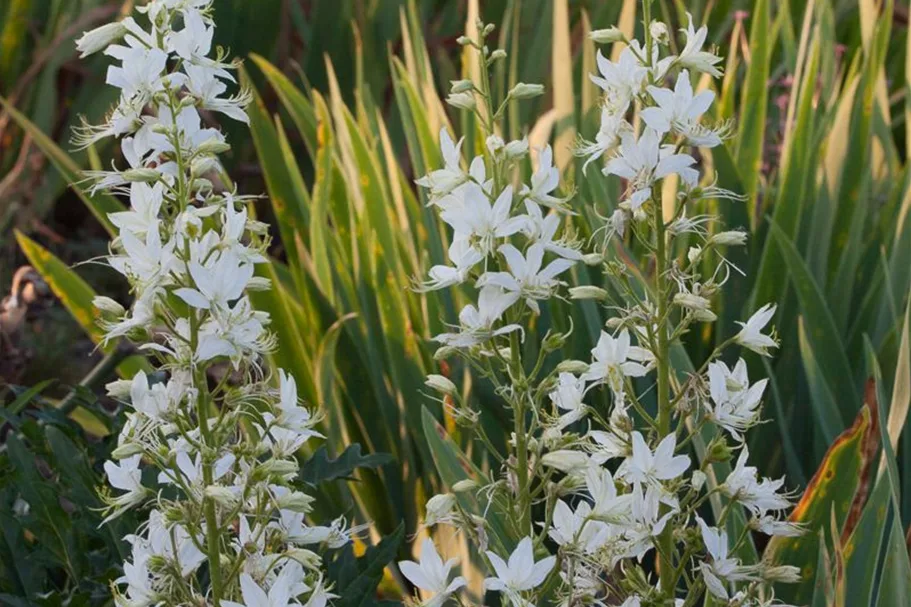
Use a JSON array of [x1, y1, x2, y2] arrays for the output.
[[109, 183, 164, 237], [590, 48, 646, 113], [419, 238, 483, 291], [722, 447, 791, 515], [274, 370, 319, 435], [477, 243, 575, 314], [706, 359, 767, 440], [549, 372, 586, 426], [521, 201, 583, 260], [440, 185, 525, 257], [623, 483, 675, 561], [548, 500, 611, 553], [184, 63, 250, 123], [735, 304, 778, 356], [399, 538, 467, 607], [582, 329, 652, 396], [618, 432, 690, 486], [223, 562, 307, 607], [697, 518, 758, 600], [540, 450, 590, 475], [641, 71, 721, 147], [605, 128, 698, 209], [586, 464, 632, 522], [109, 228, 177, 292], [174, 251, 254, 311], [751, 514, 803, 538], [104, 41, 168, 101], [484, 537, 556, 597], [521, 145, 569, 209], [577, 108, 631, 174], [417, 129, 468, 199], [677, 13, 723, 77], [103, 455, 147, 518], [433, 286, 522, 348]]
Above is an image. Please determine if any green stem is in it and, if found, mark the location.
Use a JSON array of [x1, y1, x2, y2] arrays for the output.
[[654, 201, 676, 597]]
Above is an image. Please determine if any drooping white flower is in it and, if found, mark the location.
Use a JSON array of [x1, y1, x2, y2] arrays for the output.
[[477, 243, 575, 314], [722, 447, 791, 516], [417, 129, 469, 200], [103, 455, 147, 518], [398, 538, 467, 607], [521, 145, 570, 209], [484, 537, 556, 598], [735, 304, 778, 356], [521, 201, 583, 260], [706, 359, 767, 440], [433, 286, 522, 348], [576, 108, 631, 174], [618, 432, 690, 486], [109, 182, 165, 237], [590, 48, 647, 114], [697, 518, 758, 600], [623, 483, 676, 561], [418, 238, 484, 291], [677, 13, 723, 77], [549, 372, 587, 427], [641, 71, 721, 147], [605, 128, 698, 209], [582, 329, 653, 397]]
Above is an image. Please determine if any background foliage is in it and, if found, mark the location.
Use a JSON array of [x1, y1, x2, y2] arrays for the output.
[[2, 0, 911, 604]]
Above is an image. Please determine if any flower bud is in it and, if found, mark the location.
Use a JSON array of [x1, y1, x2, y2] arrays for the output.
[[456, 35, 472, 46], [650, 21, 669, 44], [605, 317, 624, 330], [762, 565, 802, 584], [425, 374, 457, 396], [106, 378, 132, 399], [259, 459, 299, 478], [424, 493, 457, 526], [589, 27, 624, 44], [205, 485, 240, 508], [452, 479, 477, 493], [509, 83, 545, 99], [76, 22, 127, 57], [287, 548, 322, 569], [673, 292, 711, 311], [93, 296, 125, 316], [482, 23, 496, 36], [246, 277, 272, 291], [540, 450, 589, 474], [434, 346, 457, 361], [504, 138, 529, 159], [122, 168, 161, 183], [450, 79, 474, 94], [710, 230, 748, 246], [687, 246, 702, 264], [277, 490, 315, 513], [196, 139, 232, 156], [488, 49, 507, 62], [569, 286, 608, 301], [447, 92, 476, 111], [111, 442, 144, 459], [486, 135, 505, 153], [582, 253, 604, 266], [693, 309, 717, 322], [542, 332, 567, 351], [555, 360, 589, 374]]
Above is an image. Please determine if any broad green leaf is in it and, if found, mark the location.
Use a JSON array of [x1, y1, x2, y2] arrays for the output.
[[326, 523, 404, 607], [768, 221, 859, 422], [301, 445, 394, 486], [765, 399, 876, 604]]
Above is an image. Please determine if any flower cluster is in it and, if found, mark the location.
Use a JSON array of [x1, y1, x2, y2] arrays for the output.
[[407, 7, 799, 607], [78, 2, 350, 605]]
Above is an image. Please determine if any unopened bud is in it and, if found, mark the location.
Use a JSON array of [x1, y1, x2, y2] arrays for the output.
[[693, 309, 717, 322], [482, 23, 496, 36], [486, 135, 505, 153], [674, 292, 711, 311], [569, 286, 608, 301], [582, 253, 604, 266], [196, 139, 231, 156], [425, 374, 457, 396], [540, 450, 589, 474], [707, 436, 733, 463], [277, 490, 315, 513], [711, 230, 748, 246], [450, 79, 474, 94], [452, 479, 477, 492], [76, 22, 127, 57], [509, 83, 545, 99], [456, 35, 472, 46], [504, 138, 529, 159], [434, 346, 457, 361], [205, 485, 239, 508], [691, 470, 707, 491], [650, 21, 669, 44], [122, 168, 160, 183], [488, 49, 507, 62], [287, 548, 322, 569], [246, 277, 272, 291], [763, 565, 802, 584], [687, 246, 702, 264], [589, 27, 624, 44], [556, 360, 589, 374], [93, 296, 125, 316], [446, 92, 476, 111], [111, 443, 144, 459], [424, 493, 457, 526]]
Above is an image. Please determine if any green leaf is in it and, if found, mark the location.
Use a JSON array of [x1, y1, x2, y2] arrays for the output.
[[301, 445, 394, 486], [326, 523, 404, 607], [0, 96, 125, 237], [768, 220, 859, 423], [15, 231, 147, 383]]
